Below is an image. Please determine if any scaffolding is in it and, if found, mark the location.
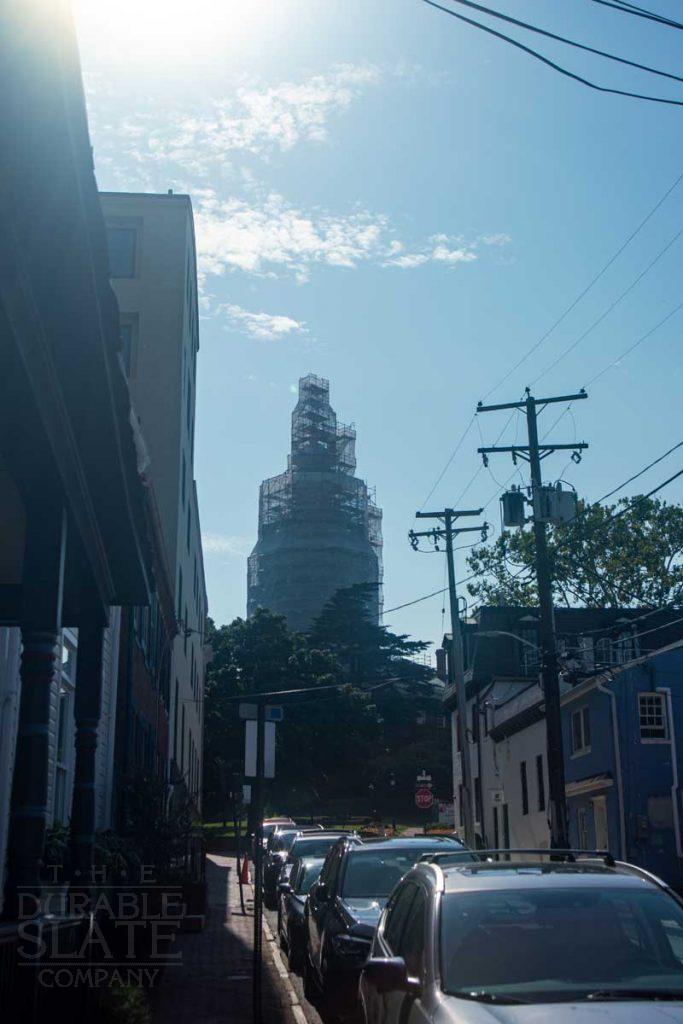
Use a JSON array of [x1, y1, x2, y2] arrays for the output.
[[248, 375, 383, 630]]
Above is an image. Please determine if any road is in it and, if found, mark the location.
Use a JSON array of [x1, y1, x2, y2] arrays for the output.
[[263, 903, 325, 1024]]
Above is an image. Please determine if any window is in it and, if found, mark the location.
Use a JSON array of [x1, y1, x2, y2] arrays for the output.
[[53, 688, 70, 824], [571, 706, 591, 755], [181, 453, 186, 506], [384, 883, 417, 953], [536, 753, 545, 812], [475, 777, 482, 824], [458, 784, 465, 826], [398, 888, 427, 978], [186, 502, 191, 552], [577, 806, 589, 850], [173, 680, 179, 761], [177, 566, 183, 620], [639, 692, 668, 741], [520, 760, 529, 816], [106, 226, 137, 277]]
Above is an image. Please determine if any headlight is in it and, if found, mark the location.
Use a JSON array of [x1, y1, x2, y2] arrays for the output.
[[331, 934, 372, 960]]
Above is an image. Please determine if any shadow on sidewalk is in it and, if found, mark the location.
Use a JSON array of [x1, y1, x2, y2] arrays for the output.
[[151, 856, 295, 1024]]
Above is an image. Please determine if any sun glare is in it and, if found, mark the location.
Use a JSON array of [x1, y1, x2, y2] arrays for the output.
[[74, 0, 283, 64]]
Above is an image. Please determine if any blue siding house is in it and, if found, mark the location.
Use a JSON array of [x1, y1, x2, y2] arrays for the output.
[[563, 640, 683, 890]]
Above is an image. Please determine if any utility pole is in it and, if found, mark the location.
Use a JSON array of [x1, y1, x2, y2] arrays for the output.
[[252, 701, 266, 1024], [409, 508, 488, 849], [477, 388, 588, 849]]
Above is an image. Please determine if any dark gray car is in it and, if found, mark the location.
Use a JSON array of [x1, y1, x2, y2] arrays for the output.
[[278, 856, 325, 972]]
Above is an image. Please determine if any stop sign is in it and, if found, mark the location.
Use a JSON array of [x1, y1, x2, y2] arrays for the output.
[[415, 787, 434, 810]]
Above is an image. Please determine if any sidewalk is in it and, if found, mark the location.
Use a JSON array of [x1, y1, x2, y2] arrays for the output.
[[152, 854, 305, 1024]]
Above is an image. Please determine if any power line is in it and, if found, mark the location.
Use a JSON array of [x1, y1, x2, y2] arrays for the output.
[[442, 0, 683, 83], [383, 571, 480, 615], [587, 0, 683, 30], [480, 168, 683, 401], [418, 413, 476, 511], [585, 297, 683, 386], [610, 466, 683, 517], [597, 441, 683, 502], [421, 0, 683, 105], [531, 227, 683, 385]]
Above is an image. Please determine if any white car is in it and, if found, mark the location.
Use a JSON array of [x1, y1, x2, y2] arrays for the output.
[[360, 851, 683, 1022]]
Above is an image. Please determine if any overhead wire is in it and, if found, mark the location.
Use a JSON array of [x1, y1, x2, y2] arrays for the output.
[[587, 0, 683, 30], [479, 166, 683, 400], [421, 0, 683, 106], [440, 0, 683, 84], [585, 297, 683, 386], [530, 227, 683, 386]]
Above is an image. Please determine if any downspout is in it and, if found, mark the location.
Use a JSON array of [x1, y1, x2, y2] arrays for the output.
[[658, 687, 683, 859], [596, 680, 626, 859]]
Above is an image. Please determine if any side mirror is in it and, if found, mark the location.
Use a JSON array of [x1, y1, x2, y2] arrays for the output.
[[315, 882, 329, 902], [278, 882, 292, 894], [362, 957, 420, 995]]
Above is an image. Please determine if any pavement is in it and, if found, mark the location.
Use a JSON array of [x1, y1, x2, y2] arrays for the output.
[[152, 854, 318, 1024]]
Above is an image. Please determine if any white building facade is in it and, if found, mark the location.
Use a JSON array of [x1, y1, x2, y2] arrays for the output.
[[100, 192, 208, 811]]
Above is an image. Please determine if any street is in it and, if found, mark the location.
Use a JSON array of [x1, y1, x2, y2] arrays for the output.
[[262, 903, 324, 1024]]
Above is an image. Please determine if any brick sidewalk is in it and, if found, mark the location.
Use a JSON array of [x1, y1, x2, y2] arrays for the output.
[[152, 854, 301, 1024]]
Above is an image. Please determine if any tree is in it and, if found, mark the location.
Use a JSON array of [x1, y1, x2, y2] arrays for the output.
[[309, 583, 429, 682], [466, 495, 683, 608]]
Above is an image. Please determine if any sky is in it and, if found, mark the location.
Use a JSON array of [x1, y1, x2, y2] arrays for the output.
[[74, 0, 683, 657]]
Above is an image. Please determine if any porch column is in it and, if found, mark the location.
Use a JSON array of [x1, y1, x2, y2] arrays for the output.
[[3, 506, 67, 918], [69, 616, 105, 880]]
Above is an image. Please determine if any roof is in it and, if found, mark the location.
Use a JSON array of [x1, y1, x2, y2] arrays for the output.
[[440, 864, 659, 895], [347, 837, 461, 852]]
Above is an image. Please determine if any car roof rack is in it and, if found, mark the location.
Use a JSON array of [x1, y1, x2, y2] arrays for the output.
[[436, 848, 616, 868], [419, 850, 480, 864]]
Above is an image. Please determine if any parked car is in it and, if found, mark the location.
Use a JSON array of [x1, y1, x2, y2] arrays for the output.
[[279, 831, 361, 884], [278, 856, 326, 972], [263, 827, 334, 908], [305, 836, 469, 1019], [360, 852, 683, 1023], [254, 817, 297, 857]]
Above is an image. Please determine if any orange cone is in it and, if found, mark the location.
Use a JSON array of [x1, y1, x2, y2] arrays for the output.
[[240, 855, 251, 885]]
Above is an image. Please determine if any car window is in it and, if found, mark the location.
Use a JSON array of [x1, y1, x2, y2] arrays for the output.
[[384, 883, 418, 953], [440, 885, 683, 1004], [290, 836, 342, 860], [295, 860, 325, 895], [342, 847, 451, 898], [398, 887, 427, 978], [319, 845, 342, 888], [326, 846, 343, 892]]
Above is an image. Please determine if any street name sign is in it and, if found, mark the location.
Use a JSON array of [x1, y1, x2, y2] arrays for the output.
[[239, 703, 284, 722]]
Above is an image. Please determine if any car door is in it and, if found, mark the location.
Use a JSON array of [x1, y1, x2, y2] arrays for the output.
[[367, 882, 418, 1024], [308, 845, 342, 971], [383, 885, 430, 1024]]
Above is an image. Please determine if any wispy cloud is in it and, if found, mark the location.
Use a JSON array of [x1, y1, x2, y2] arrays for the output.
[[202, 532, 252, 557], [194, 190, 388, 281], [222, 303, 308, 341], [88, 64, 381, 176]]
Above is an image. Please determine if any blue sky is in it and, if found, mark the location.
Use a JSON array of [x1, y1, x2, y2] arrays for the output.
[[75, 0, 683, 656]]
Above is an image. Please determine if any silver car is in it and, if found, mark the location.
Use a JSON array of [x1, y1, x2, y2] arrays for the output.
[[360, 852, 683, 1022]]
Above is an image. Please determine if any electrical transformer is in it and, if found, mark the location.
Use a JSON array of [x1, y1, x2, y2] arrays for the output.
[[501, 487, 526, 527], [534, 482, 577, 525]]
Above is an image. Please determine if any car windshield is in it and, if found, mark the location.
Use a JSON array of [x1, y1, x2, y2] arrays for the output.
[[290, 836, 343, 859], [342, 846, 456, 898], [294, 859, 324, 895], [441, 885, 683, 1004]]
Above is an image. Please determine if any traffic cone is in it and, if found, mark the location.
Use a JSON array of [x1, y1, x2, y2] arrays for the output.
[[240, 855, 251, 885]]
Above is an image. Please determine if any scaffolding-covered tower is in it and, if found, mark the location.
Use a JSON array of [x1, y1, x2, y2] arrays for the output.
[[248, 375, 383, 630]]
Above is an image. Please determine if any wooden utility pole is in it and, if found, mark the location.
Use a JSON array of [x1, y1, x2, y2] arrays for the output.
[[410, 507, 487, 849], [477, 388, 588, 849]]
